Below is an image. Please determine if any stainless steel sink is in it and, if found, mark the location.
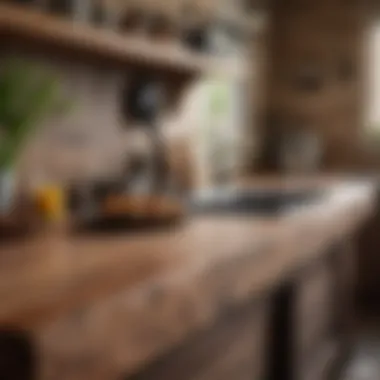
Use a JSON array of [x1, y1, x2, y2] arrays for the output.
[[189, 188, 323, 216]]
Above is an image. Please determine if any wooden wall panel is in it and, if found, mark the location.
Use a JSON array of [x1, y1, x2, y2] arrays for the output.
[[259, 0, 368, 171]]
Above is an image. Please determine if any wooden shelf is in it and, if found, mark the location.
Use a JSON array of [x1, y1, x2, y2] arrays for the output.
[[0, 3, 213, 77]]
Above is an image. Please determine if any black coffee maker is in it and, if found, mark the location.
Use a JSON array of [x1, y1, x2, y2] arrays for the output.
[[120, 71, 170, 194], [69, 71, 182, 229]]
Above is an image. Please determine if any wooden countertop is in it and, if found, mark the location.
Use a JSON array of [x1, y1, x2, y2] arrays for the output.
[[0, 179, 375, 379]]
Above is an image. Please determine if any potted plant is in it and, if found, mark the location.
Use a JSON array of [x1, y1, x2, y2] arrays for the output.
[[0, 59, 67, 214]]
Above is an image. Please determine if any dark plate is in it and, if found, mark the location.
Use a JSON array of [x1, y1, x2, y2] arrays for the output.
[[189, 188, 324, 216], [72, 213, 184, 235]]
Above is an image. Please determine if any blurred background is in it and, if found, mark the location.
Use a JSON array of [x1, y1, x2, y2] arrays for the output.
[[1, 0, 380, 380]]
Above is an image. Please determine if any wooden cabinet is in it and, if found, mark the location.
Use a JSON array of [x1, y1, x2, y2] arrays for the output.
[[126, 299, 270, 380], [332, 241, 356, 343], [357, 196, 380, 311], [295, 259, 334, 361], [294, 258, 336, 380], [293, 241, 356, 380], [267, 240, 358, 380]]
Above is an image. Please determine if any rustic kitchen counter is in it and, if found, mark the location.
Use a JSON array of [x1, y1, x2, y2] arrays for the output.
[[0, 179, 375, 380]]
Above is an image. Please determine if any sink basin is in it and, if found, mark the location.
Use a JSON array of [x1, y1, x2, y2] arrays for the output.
[[189, 188, 323, 216]]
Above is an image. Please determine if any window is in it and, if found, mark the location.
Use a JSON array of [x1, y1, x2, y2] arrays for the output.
[[365, 24, 380, 131]]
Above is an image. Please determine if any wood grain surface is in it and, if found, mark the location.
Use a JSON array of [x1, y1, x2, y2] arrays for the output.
[[126, 299, 270, 380], [0, 180, 374, 379], [0, 3, 243, 79], [0, 2, 207, 76]]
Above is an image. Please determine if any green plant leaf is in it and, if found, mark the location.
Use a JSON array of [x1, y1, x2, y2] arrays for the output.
[[0, 59, 70, 170]]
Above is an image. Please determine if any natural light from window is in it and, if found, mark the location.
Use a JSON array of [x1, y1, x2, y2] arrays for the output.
[[366, 24, 380, 131]]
